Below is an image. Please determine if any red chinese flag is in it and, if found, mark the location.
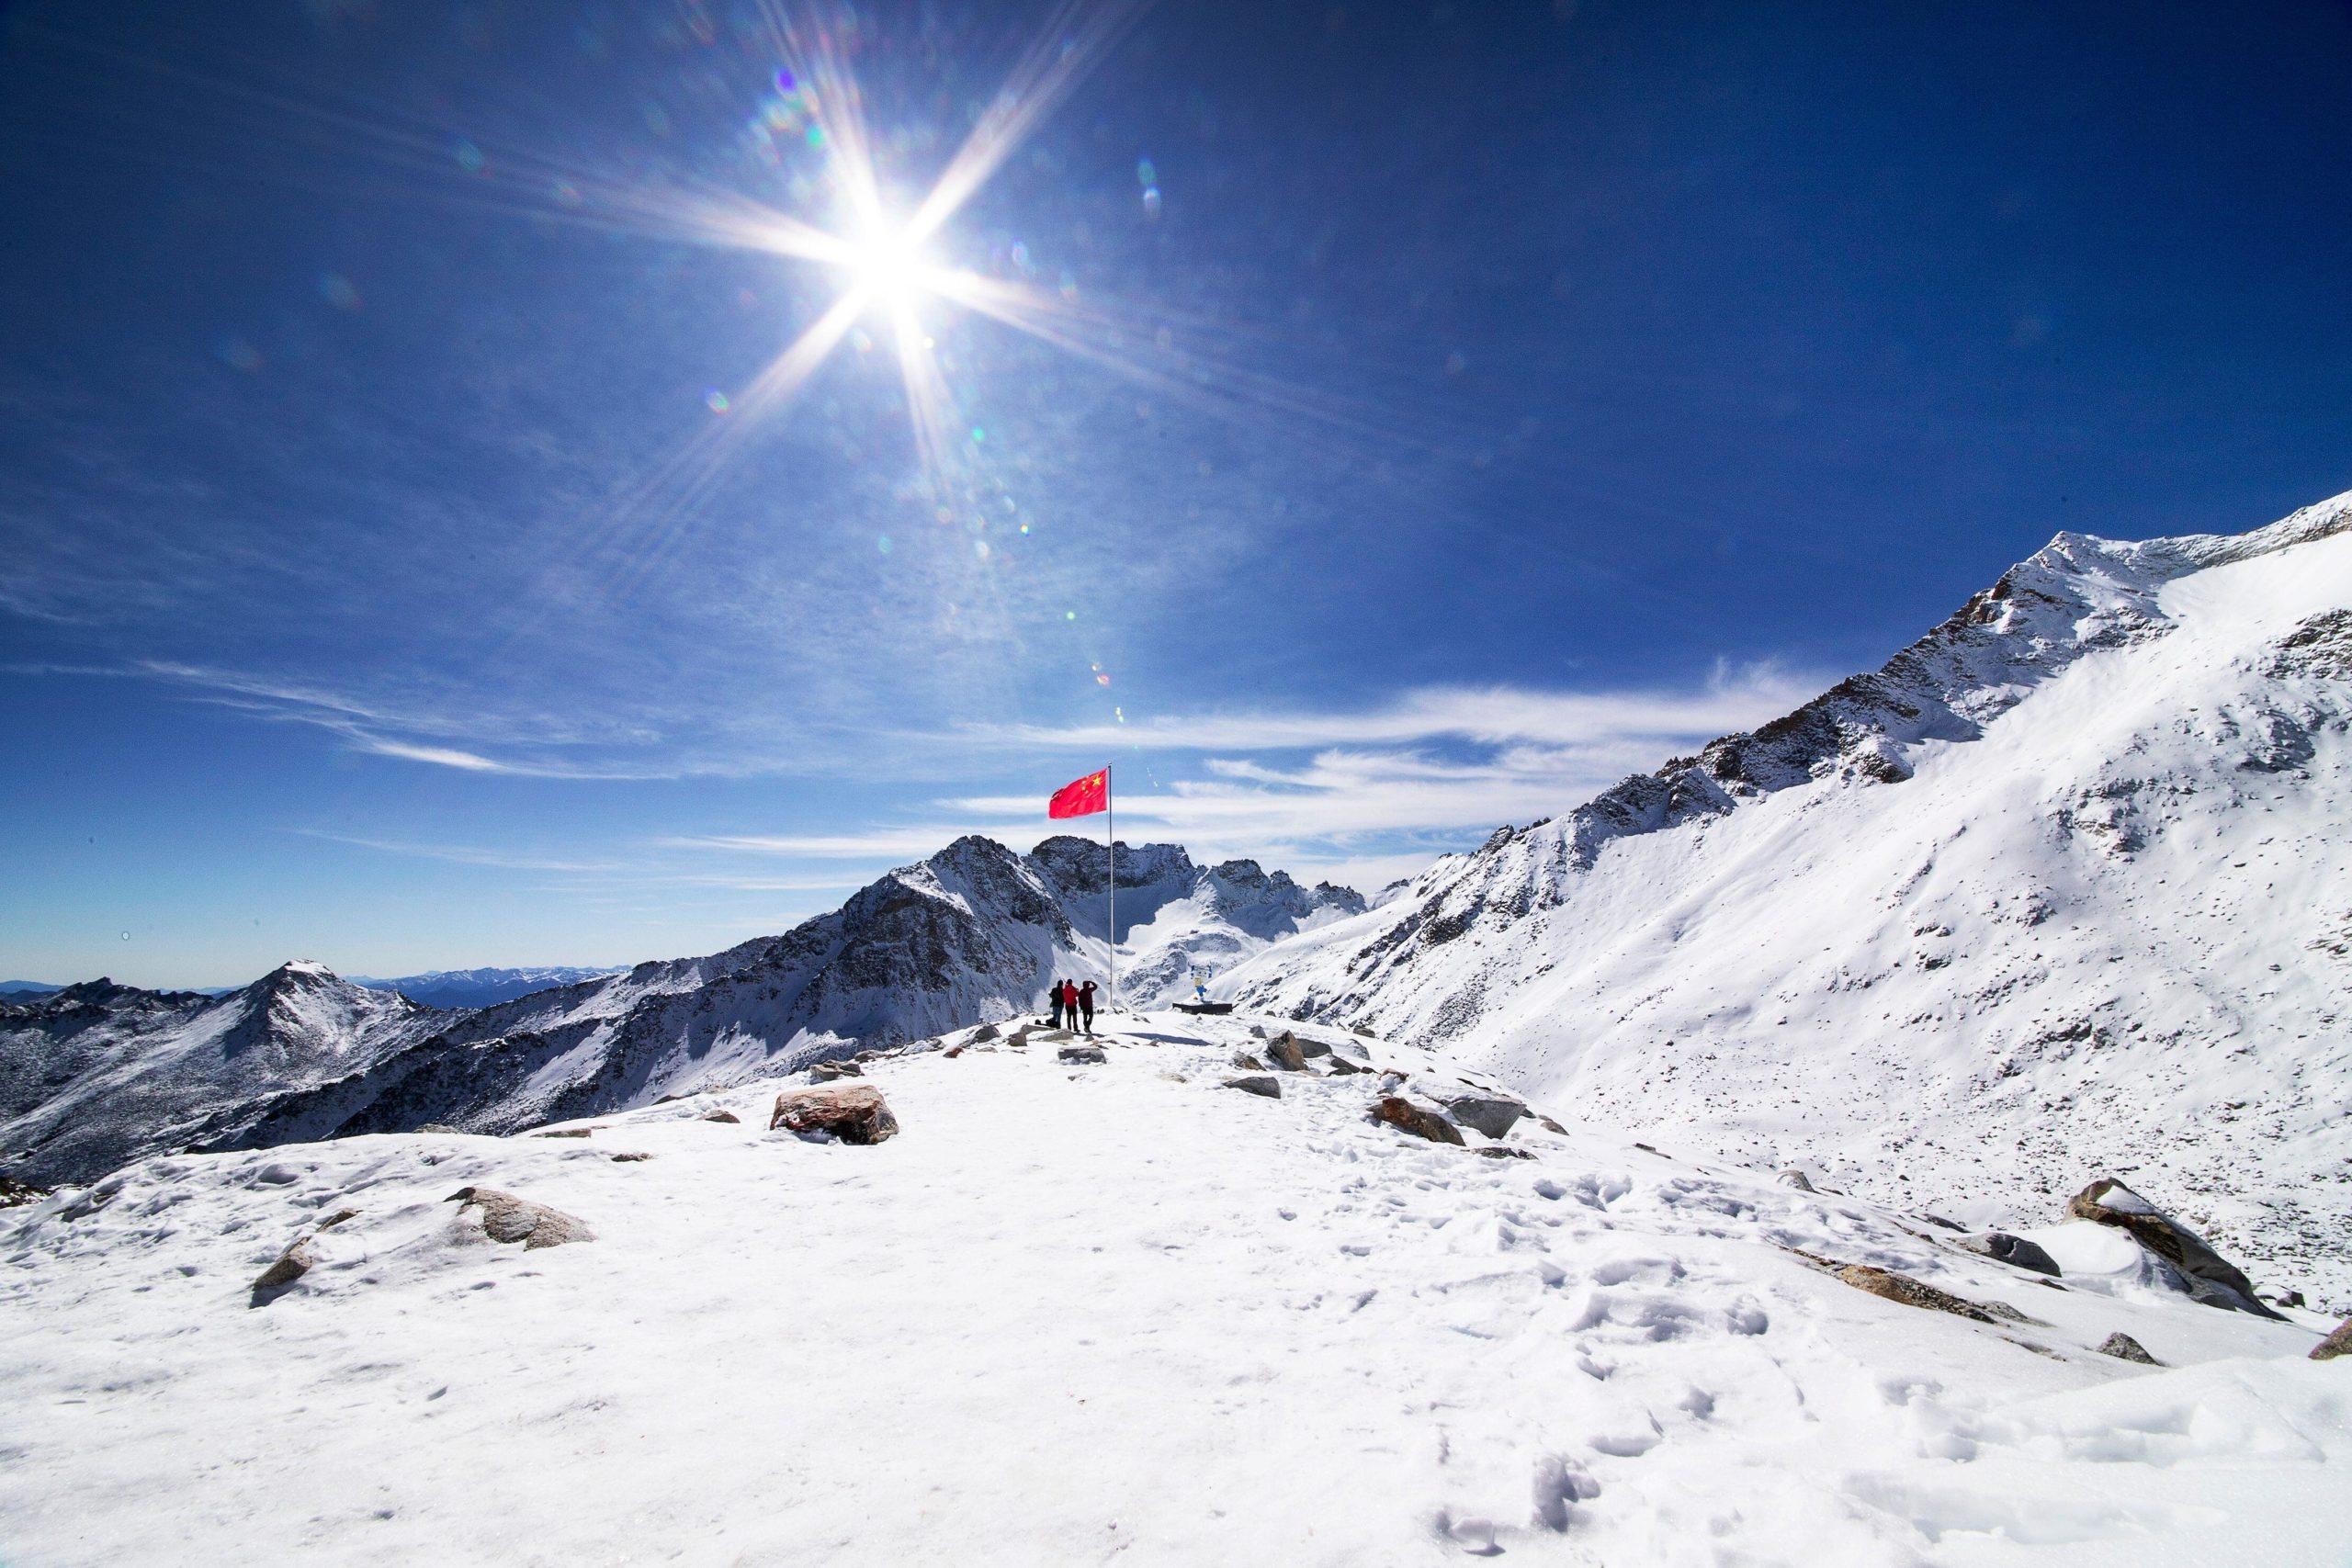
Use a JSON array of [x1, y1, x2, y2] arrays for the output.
[[1048, 767, 1109, 819]]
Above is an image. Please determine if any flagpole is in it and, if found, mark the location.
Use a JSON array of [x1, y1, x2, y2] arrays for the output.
[[1106, 763, 1116, 1013]]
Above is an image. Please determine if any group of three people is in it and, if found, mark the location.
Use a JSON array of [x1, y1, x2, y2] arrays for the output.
[[1047, 976, 1097, 1034]]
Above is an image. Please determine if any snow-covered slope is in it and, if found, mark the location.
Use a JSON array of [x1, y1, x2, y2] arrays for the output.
[[0, 964, 441, 1187], [1225, 491, 2352, 1309], [3, 1013, 2342, 1566], [2, 839, 1356, 1182], [348, 966, 628, 1010]]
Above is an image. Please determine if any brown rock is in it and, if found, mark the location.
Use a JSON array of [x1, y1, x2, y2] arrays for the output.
[[1266, 1032, 1308, 1072], [1225, 1076, 1282, 1100], [609, 1152, 655, 1163], [2066, 1178, 2282, 1317], [1370, 1096, 1465, 1146], [808, 1059, 864, 1080], [1351, 1024, 1375, 1037], [533, 1128, 594, 1139], [943, 1043, 967, 1059], [2312, 1318, 2352, 1362], [701, 1110, 741, 1124], [768, 1083, 900, 1145], [316, 1207, 361, 1230], [2098, 1332, 2163, 1364], [1231, 1051, 1266, 1071], [443, 1187, 594, 1248], [252, 1236, 315, 1291], [1536, 1115, 1567, 1135], [1836, 1264, 1996, 1323]]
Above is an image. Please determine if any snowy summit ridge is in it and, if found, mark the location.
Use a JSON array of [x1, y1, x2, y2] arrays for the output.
[[1225, 490, 2352, 1306]]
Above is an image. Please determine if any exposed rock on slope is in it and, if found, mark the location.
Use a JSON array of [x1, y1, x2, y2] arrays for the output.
[[1224, 490, 2352, 1305]]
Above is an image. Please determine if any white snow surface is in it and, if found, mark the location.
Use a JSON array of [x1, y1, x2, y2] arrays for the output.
[[1224, 494, 2352, 1309], [3, 1011, 2343, 1565]]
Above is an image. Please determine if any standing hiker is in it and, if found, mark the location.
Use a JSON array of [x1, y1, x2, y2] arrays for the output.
[[1079, 979, 1097, 1035], [1059, 977, 1080, 1031], [1047, 979, 1066, 1030]]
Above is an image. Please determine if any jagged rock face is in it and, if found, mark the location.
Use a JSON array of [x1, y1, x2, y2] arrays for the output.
[[1224, 490, 2352, 1307]]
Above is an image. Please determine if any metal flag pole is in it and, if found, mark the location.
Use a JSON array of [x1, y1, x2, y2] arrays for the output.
[[1106, 763, 1116, 1012]]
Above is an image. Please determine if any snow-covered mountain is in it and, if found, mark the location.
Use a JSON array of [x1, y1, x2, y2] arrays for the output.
[[348, 966, 629, 1010], [1223, 491, 2352, 1307], [0, 963, 443, 1187], [0, 838, 1358, 1183]]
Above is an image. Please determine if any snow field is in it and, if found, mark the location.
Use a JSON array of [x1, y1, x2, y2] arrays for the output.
[[3, 1010, 2345, 1566]]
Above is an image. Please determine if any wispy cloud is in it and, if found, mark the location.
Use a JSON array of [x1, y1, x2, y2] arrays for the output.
[[667, 829, 994, 859], [973, 662, 1817, 753]]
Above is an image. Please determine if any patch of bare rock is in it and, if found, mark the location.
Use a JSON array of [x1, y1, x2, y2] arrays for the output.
[[1370, 1096, 1465, 1146], [2067, 1177, 2285, 1318], [768, 1084, 899, 1145], [444, 1186, 594, 1249]]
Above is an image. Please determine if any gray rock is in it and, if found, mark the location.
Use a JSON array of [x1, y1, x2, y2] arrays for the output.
[[251, 1236, 315, 1291], [1371, 1096, 1464, 1146], [1231, 1051, 1266, 1071], [1298, 1039, 1331, 1058], [1323, 1055, 1370, 1076], [609, 1152, 655, 1163], [1057, 1043, 1107, 1066], [2066, 1178, 2282, 1318], [808, 1059, 864, 1081], [2313, 1317, 2352, 1362], [700, 1109, 741, 1123], [1476, 1145, 1534, 1160], [768, 1084, 900, 1145], [532, 1128, 593, 1138], [1443, 1095, 1526, 1140], [1535, 1115, 1567, 1135], [443, 1187, 594, 1249], [1249, 1025, 1267, 1040], [417, 1122, 461, 1134], [2098, 1332, 2163, 1365], [1351, 1024, 1374, 1037], [1225, 1076, 1282, 1100], [968, 1023, 1001, 1043], [0, 1176, 51, 1208], [1954, 1231, 2062, 1277], [1777, 1169, 1816, 1191]]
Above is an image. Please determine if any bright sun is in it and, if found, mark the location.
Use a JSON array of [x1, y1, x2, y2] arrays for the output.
[[844, 224, 933, 318]]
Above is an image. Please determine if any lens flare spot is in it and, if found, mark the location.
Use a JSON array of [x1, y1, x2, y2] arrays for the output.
[[805, 123, 827, 149], [1018, 523, 1030, 535], [974, 539, 990, 560], [318, 273, 361, 310], [969, 426, 986, 444], [551, 179, 583, 207], [217, 335, 263, 372], [705, 389, 731, 413], [876, 535, 893, 554], [453, 137, 487, 174], [1064, 610, 1077, 621], [1096, 673, 1112, 686]]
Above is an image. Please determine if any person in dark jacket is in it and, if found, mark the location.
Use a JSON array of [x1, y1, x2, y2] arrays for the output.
[[1047, 979, 1066, 1029], [1078, 980, 1097, 1034]]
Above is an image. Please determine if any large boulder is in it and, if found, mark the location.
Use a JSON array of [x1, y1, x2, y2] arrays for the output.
[[2066, 1179, 2282, 1318], [2098, 1332, 2162, 1365], [768, 1084, 900, 1145], [2312, 1318, 2352, 1362], [1370, 1096, 1464, 1146], [1265, 1032, 1308, 1072], [1442, 1094, 1525, 1140], [1954, 1231, 2062, 1277], [444, 1187, 594, 1249]]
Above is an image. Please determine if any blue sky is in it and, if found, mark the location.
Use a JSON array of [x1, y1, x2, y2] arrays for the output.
[[3, 0, 2348, 988]]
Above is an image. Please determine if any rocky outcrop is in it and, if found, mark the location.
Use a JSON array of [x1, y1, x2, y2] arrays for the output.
[[1265, 1032, 1308, 1072], [251, 1236, 315, 1291], [767, 1085, 899, 1145], [2066, 1179, 2282, 1317], [2097, 1332, 2162, 1364], [444, 1187, 593, 1248], [1834, 1264, 1996, 1323], [1954, 1231, 2061, 1277], [2312, 1318, 2352, 1362], [1371, 1097, 1465, 1146], [1442, 1095, 1525, 1140]]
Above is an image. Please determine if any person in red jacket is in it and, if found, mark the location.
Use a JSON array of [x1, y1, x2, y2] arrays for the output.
[[1059, 978, 1080, 1032], [1078, 979, 1097, 1034]]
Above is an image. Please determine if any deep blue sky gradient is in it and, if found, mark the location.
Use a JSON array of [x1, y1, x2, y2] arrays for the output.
[[4, 0, 2348, 985]]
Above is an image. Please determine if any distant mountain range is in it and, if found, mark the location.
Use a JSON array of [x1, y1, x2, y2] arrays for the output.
[[347, 967, 628, 1010], [0, 838, 1359, 1184]]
